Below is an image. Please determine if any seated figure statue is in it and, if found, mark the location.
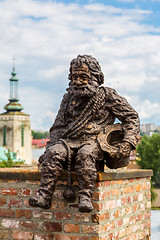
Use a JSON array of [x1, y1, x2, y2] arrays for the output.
[[29, 55, 140, 213]]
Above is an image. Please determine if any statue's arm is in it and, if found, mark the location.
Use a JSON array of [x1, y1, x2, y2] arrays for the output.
[[106, 87, 140, 149]]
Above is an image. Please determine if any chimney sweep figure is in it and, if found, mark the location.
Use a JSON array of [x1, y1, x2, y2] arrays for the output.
[[29, 55, 140, 212]]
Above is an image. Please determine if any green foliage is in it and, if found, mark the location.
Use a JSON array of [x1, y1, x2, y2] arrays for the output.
[[32, 130, 49, 139], [136, 134, 160, 183], [151, 181, 157, 202], [0, 150, 25, 168], [154, 170, 160, 188], [136, 133, 160, 202]]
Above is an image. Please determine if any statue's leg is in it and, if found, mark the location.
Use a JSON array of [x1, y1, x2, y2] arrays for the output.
[[29, 143, 67, 209], [75, 142, 103, 212]]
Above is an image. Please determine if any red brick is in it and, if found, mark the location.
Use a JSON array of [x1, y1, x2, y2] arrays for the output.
[[129, 215, 136, 224], [111, 189, 120, 196], [92, 191, 106, 201], [8, 198, 23, 208], [1, 188, 17, 196], [55, 235, 89, 240], [106, 191, 110, 198], [2, 219, 19, 228], [117, 219, 123, 227], [51, 201, 66, 210], [16, 210, 31, 219], [126, 207, 132, 215], [74, 212, 90, 222], [129, 179, 134, 183], [124, 187, 133, 194], [54, 212, 71, 220], [64, 223, 79, 233], [135, 184, 141, 192], [95, 182, 104, 187], [133, 194, 138, 202], [21, 221, 38, 230], [100, 212, 109, 221], [103, 181, 111, 186], [105, 200, 116, 210], [128, 196, 133, 203], [0, 198, 6, 206], [92, 202, 103, 211], [115, 210, 121, 218], [82, 225, 101, 233], [12, 231, 33, 240], [19, 188, 32, 196], [141, 182, 146, 190], [33, 211, 52, 219], [103, 222, 115, 232], [0, 209, 15, 217], [92, 212, 109, 223], [121, 198, 127, 205], [146, 181, 151, 189], [111, 180, 123, 185], [136, 214, 142, 222], [34, 233, 54, 240], [44, 222, 62, 232]]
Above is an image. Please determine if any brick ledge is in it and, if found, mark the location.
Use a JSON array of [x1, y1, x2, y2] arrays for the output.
[[0, 167, 153, 181]]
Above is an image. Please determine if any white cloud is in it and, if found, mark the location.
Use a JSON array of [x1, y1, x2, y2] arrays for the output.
[[0, 0, 160, 129]]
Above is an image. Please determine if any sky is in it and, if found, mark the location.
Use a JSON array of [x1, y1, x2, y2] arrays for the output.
[[0, 0, 160, 131]]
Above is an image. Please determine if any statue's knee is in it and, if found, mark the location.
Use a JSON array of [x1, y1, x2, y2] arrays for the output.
[[47, 144, 67, 159]]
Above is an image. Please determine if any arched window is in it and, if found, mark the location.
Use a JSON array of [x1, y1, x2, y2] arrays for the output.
[[3, 125, 7, 146], [21, 124, 24, 146]]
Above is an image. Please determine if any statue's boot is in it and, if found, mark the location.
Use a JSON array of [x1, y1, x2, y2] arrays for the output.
[[76, 149, 97, 213], [78, 190, 93, 213], [29, 144, 67, 209], [29, 166, 60, 209]]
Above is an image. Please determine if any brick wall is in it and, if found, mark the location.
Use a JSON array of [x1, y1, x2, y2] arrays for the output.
[[0, 167, 152, 240]]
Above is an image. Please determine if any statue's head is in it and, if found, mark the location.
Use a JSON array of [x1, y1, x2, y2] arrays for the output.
[[68, 55, 104, 86]]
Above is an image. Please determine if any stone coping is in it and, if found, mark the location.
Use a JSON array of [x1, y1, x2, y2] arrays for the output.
[[0, 166, 153, 182]]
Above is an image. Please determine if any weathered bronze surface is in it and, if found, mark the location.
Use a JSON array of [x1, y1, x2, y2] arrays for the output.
[[29, 55, 140, 212]]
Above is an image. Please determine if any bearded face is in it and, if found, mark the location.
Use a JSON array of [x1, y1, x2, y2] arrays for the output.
[[67, 64, 99, 98]]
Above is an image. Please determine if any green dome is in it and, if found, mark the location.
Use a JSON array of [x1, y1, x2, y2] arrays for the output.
[[4, 102, 24, 112]]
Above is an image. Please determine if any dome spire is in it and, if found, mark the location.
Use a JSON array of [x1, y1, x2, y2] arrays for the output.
[[4, 58, 24, 112]]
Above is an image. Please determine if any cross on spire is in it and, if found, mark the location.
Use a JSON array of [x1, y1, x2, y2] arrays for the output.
[[13, 55, 16, 69]]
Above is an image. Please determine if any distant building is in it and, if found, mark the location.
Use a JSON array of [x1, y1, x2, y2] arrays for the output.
[[141, 123, 160, 136], [32, 138, 49, 149], [0, 67, 32, 164]]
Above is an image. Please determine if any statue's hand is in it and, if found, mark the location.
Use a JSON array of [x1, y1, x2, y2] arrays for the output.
[[116, 142, 131, 161]]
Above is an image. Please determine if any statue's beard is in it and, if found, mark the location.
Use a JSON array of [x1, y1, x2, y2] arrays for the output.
[[67, 81, 99, 98]]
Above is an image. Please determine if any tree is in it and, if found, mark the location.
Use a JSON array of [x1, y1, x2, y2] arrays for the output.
[[136, 133, 160, 201], [32, 130, 49, 139], [136, 134, 160, 182]]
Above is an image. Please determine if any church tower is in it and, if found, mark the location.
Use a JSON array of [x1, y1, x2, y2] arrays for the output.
[[0, 67, 32, 164]]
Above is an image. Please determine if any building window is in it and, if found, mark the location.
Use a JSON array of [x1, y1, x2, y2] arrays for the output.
[[3, 125, 7, 146], [21, 124, 24, 146]]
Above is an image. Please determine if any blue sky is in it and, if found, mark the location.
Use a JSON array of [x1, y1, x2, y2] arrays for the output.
[[0, 0, 160, 130]]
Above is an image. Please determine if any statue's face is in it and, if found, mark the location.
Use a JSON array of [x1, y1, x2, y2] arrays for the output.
[[71, 64, 91, 86]]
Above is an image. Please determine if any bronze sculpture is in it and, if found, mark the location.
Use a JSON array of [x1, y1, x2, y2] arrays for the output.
[[29, 55, 140, 212]]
